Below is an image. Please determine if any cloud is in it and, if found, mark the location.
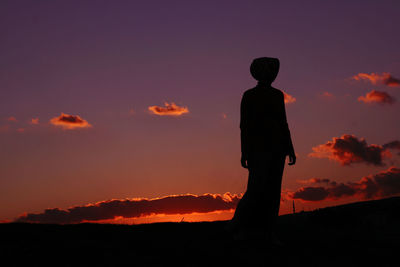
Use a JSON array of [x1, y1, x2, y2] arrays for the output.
[[383, 141, 400, 156], [283, 91, 296, 104], [7, 116, 17, 122], [322, 92, 334, 98], [383, 140, 400, 150], [358, 90, 395, 104], [30, 118, 39, 125], [50, 113, 92, 130], [15, 193, 241, 224], [309, 134, 390, 166], [385, 75, 400, 87], [352, 72, 400, 87], [148, 102, 189, 116], [288, 187, 330, 201], [297, 178, 336, 186], [288, 167, 400, 202], [311, 178, 334, 184]]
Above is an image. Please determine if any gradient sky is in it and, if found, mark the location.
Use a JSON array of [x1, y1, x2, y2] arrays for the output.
[[1, 0, 400, 223]]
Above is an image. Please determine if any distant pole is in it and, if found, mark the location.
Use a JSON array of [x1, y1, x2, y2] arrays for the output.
[[292, 200, 295, 214]]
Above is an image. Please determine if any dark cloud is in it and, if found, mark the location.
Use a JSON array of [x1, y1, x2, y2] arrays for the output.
[[148, 102, 189, 116], [312, 178, 331, 184], [385, 74, 400, 87], [309, 134, 389, 166], [383, 140, 400, 150], [50, 113, 91, 130], [359, 167, 400, 199], [288, 167, 400, 202], [288, 187, 329, 201], [297, 178, 337, 186], [310, 178, 331, 184], [358, 90, 395, 105], [352, 72, 400, 87], [15, 193, 240, 224]]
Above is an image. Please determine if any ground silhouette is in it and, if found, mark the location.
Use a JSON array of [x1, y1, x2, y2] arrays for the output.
[[1, 197, 399, 266]]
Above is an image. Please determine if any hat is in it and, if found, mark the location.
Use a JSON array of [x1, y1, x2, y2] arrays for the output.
[[250, 57, 280, 84]]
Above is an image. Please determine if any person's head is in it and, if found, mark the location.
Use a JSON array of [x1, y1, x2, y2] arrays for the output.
[[250, 57, 280, 84]]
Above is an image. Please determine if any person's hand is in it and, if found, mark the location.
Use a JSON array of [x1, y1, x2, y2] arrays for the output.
[[288, 152, 296, 166], [241, 155, 248, 169]]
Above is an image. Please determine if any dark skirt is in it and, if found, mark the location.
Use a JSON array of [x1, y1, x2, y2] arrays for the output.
[[232, 153, 286, 231]]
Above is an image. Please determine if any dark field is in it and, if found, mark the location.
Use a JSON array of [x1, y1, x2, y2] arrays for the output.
[[1, 197, 400, 267]]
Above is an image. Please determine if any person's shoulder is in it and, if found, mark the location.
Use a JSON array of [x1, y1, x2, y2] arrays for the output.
[[271, 87, 284, 95], [242, 87, 257, 97], [271, 87, 285, 98]]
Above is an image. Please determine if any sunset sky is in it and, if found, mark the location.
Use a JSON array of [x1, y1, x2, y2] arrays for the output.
[[1, 0, 400, 224]]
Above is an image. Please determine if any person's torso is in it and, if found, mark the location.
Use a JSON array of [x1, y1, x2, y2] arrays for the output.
[[243, 86, 287, 152]]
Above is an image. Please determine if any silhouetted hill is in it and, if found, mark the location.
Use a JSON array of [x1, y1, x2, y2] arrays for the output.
[[1, 197, 399, 266]]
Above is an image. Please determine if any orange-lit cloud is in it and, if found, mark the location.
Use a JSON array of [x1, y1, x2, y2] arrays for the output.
[[309, 134, 393, 166], [30, 118, 39, 125], [358, 90, 395, 104], [352, 72, 400, 87], [148, 102, 189, 116], [288, 167, 400, 202], [50, 113, 92, 130], [15, 193, 241, 224], [7, 116, 17, 122], [319, 91, 336, 100], [17, 128, 25, 133], [283, 91, 296, 104], [322, 92, 334, 98]]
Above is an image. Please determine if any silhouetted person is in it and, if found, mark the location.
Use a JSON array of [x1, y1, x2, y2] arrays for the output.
[[230, 57, 296, 243]]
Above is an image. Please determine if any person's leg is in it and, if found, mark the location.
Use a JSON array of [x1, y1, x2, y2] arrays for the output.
[[230, 156, 262, 234], [230, 165, 254, 230], [270, 154, 286, 222], [264, 153, 286, 244], [231, 191, 248, 229]]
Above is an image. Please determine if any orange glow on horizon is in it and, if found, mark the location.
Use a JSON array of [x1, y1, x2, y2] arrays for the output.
[[81, 205, 293, 225], [83, 210, 236, 225]]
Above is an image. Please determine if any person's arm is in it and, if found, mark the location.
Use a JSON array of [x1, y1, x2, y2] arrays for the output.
[[240, 92, 249, 168], [280, 92, 296, 165]]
